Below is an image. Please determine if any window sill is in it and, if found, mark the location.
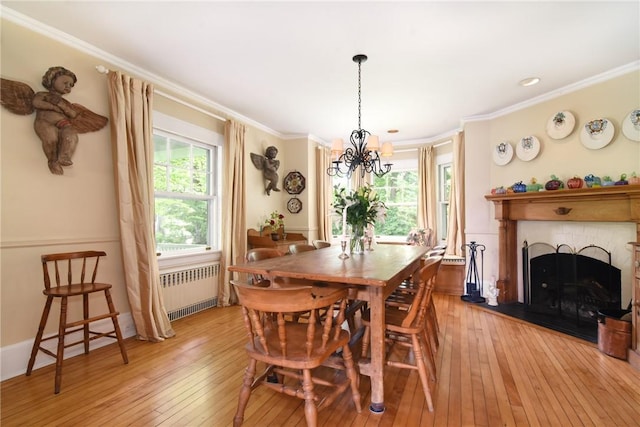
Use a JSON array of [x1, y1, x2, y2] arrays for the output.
[[157, 249, 221, 271]]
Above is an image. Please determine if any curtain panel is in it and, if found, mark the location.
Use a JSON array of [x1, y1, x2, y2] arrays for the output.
[[446, 131, 465, 256], [418, 146, 437, 246], [220, 120, 246, 306], [107, 71, 174, 341], [315, 146, 333, 240]]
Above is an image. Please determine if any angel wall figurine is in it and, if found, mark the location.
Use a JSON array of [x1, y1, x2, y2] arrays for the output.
[[250, 145, 281, 195], [1, 66, 108, 175]]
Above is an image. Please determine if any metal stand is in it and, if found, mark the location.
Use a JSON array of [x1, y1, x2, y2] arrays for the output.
[[461, 241, 486, 303]]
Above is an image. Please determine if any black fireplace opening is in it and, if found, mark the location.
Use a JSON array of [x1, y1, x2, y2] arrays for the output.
[[519, 242, 622, 340]]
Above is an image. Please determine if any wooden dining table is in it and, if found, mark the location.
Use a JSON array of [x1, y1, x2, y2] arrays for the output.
[[227, 243, 429, 413]]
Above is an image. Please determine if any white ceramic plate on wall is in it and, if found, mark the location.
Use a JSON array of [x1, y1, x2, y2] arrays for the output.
[[493, 141, 514, 166], [515, 136, 540, 161], [621, 109, 640, 142], [580, 118, 615, 149], [546, 111, 575, 140]]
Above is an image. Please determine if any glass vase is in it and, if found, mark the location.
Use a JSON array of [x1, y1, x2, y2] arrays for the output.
[[350, 224, 366, 254]]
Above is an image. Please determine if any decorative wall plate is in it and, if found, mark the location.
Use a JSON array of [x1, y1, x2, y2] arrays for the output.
[[492, 141, 514, 166], [546, 110, 575, 140], [622, 109, 640, 142], [287, 197, 302, 214], [515, 136, 541, 161], [580, 118, 615, 149], [283, 171, 306, 194]]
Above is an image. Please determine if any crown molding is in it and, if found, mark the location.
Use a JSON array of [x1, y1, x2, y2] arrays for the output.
[[0, 5, 286, 140], [4, 6, 637, 145], [462, 60, 640, 125]]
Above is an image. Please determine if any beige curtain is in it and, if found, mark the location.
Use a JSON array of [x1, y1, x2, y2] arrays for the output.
[[220, 120, 246, 306], [107, 71, 174, 341], [315, 146, 333, 240], [446, 131, 465, 256], [417, 146, 437, 246]]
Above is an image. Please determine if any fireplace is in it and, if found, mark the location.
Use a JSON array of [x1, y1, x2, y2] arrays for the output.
[[523, 242, 622, 326], [485, 186, 640, 303]]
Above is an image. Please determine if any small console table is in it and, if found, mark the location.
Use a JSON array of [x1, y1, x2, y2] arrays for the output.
[[247, 227, 307, 254]]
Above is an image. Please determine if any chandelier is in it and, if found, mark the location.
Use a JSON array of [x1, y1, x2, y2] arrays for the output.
[[327, 54, 393, 179]]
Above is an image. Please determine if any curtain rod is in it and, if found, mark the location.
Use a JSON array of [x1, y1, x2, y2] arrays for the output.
[[95, 65, 226, 123]]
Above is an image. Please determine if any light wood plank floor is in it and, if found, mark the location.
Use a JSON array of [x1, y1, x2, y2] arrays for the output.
[[2, 294, 639, 426]]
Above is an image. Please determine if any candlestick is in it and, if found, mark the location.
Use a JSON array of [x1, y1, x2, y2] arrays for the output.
[[342, 207, 347, 236]]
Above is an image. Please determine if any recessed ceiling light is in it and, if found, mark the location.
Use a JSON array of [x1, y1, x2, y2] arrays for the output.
[[387, 129, 399, 134], [519, 77, 540, 87]]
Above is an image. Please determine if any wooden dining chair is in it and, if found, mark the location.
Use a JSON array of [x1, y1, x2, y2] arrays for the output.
[[312, 239, 332, 249], [360, 258, 441, 411], [244, 248, 285, 287], [386, 256, 443, 352], [232, 282, 362, 426], [288, 243, 317, 254], [26, 251, 129, 394]]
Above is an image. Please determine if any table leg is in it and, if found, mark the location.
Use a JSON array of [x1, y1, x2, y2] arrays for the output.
[[368, 286, 385, 413]]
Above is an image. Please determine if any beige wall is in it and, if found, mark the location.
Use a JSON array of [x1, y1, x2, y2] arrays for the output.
[[464, 70, 640, 298], [0, 19, 288, 363]]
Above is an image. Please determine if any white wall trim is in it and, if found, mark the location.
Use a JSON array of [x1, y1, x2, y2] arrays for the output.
[[0, 314, 136, 382], [0, 5, 284, 140]]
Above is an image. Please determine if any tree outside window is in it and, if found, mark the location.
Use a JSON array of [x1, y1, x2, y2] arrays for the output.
[[153, 130, 217, 253]]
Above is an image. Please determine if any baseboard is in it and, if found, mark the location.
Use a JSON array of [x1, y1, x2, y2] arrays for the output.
[[0, 313, 136, 382]]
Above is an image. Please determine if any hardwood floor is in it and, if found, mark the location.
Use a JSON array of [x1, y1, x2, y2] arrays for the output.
[[2, 294, 639, 426]]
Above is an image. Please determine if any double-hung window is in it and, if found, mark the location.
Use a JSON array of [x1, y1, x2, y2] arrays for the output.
[[153, 112, 222, 255], [436, 153, 452, 242]]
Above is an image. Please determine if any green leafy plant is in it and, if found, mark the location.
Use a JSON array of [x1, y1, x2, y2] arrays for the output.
[[333, 184, 387, 230]]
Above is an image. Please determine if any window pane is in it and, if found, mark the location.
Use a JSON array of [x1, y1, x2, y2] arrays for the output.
[[155, 197, 210, 250], [372, 170, 418, 237]]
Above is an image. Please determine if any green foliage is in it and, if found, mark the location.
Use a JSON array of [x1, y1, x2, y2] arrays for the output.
[[333, 184, 387, 232]]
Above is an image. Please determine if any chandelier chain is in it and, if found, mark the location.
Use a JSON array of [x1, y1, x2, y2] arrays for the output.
[[357, 58, 362, 131]]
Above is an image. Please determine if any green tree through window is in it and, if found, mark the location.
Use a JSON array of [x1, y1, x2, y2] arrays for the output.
[[372, 170, 418, 237]]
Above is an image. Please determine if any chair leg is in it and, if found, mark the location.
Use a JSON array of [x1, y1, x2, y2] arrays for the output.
[[302, 369, 318, 427], [411, 333, 434, 412], [83, 294, 90, 354], [234, 358, 257, 427], [341, 345, 362, 412], [420, 329, 438, 382], [54, 296, 69, 394], [360, 324, 370, 358], [26, 296, 53, 376], [104, 289, 129, 364]]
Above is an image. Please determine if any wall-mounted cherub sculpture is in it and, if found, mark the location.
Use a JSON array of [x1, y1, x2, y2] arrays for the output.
[[250, 145, 281, 195], [0, 66, 108, 175]]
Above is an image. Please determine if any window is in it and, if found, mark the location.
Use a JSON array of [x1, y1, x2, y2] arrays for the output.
[[153, 112, 222, 255], [436, 155, 452, 242], [372, 170, 418, 237]]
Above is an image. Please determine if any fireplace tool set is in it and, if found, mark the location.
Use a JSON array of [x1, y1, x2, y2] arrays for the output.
[[461, 241, 486, 303]]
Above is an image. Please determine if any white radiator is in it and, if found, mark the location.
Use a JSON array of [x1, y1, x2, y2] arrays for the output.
[[160, 263, 220, 321]]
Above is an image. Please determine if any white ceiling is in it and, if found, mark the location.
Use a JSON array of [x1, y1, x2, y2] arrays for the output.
[[2, 1, 639, 145]]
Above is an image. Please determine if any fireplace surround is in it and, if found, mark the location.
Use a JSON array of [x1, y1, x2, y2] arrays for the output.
[[485, 186, 640, 303]]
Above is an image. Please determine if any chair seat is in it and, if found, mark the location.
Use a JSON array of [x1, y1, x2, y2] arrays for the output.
[[44, 282, 112, 297], [246, 326, 351, 369]]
